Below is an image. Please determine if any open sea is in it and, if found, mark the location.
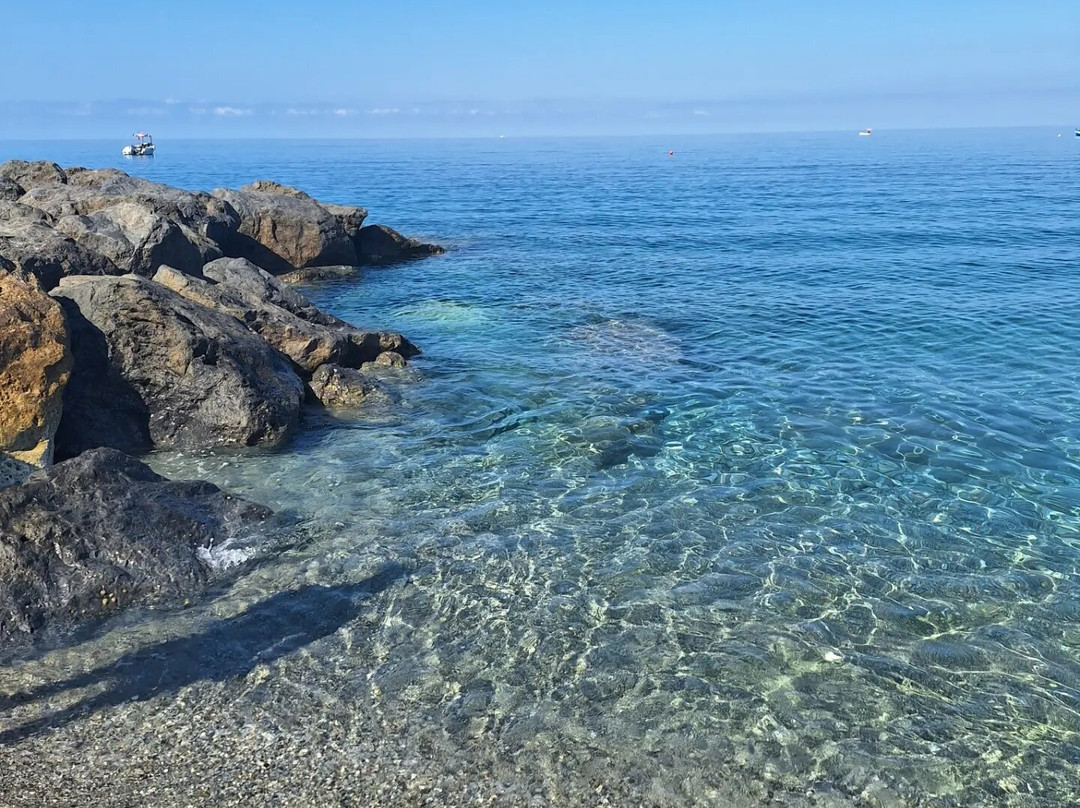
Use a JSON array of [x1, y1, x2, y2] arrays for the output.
[[1, 130, 1079, 806]]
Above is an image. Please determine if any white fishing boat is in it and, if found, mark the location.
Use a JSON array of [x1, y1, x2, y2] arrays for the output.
[[858, 128, 873, 137], [122, 132, 155, 156], [1075, 128, 1079, 138]]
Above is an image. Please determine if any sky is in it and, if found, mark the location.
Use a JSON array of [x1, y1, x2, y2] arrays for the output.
[[0, 0, 1076, 138]]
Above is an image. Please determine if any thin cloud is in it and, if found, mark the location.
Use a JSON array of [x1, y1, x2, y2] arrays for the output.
[[213, 106, 252, 117]]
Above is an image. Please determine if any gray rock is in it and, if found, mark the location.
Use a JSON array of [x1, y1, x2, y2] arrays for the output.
[[53, 201, 219, 277], [0, 177, 24, 202], [196, 257, 418, 368], [211, 182, 357, 272], [52, 274, 304, 457], [0, 447, 272, 641], [321, 202, 368, 244], [20, 169, 241, 248], [153, 264, 356, 372], [308, 363, 392, 410], [0, 160, 67, 191], [0, 271, 72, 485], [0, 201, 121, 290], [356, 224, 445, 265]]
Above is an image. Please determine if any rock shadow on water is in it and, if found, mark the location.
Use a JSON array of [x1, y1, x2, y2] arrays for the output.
[[0, 564, 409, 746]]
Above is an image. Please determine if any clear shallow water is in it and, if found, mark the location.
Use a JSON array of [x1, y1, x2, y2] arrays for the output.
[[2, 131, 1080, 805]]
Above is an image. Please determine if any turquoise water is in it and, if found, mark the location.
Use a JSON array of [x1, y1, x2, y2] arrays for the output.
[[2, 131, 1080, 805]]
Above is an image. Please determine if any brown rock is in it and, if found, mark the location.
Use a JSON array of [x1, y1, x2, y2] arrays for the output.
[[0, 271, 72, 486], [308, 363, 392, 409]]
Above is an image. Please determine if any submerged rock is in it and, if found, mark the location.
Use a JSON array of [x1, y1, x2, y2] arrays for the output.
[[277, 264, 359, 284], [0, 271, 72, 486], [356, 224, 445, 264], [308, 363, 392, 409], [0, 201, 121, 290], [0, 448, 272, 641], [52, 274, 304, 457], [212, 182, 357, 272]]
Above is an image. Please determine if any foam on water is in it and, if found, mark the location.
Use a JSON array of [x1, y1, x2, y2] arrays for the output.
[[1, 131, 1079, 805]]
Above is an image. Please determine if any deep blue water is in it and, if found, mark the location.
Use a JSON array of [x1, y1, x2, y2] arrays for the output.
[[3, 131, 1080, 805]]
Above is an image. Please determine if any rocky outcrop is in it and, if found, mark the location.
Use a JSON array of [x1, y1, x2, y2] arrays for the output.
[[0, 160, 67, 191], [0, 448, 272, 640], [0, 272, 72, 487], [52, 274, 304, 457], [0, 201, 120, 290], [211, 182, 357, 272], [155, 258, 417, 371], [356, 224, 445, 264]]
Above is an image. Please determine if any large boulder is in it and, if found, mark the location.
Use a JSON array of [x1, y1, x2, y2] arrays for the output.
[[0, 160, 67, 191], [211, 182, 358, 272], [0, 201, 120, 290], [355, 224, 445, 265], [0, 448, 272, 641], [155, 258, 418, 371], [0, 272, 72, 487], [52, 201, 220, 277], [52, 274, 304, 457]]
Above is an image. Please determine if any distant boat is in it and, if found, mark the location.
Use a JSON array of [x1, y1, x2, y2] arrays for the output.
[[1075, 128, 1080, 138], [858, 128, 873, 137], [122, 132, 155, 156]]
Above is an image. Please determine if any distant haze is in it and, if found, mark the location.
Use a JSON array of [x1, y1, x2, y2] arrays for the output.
[[1, 0, 1076, 138]]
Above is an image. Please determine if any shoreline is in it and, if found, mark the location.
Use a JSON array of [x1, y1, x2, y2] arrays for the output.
[[0, 159, 444, 642]]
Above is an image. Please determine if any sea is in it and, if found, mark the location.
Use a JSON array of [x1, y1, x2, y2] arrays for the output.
[[1, 130, 1079, 806]]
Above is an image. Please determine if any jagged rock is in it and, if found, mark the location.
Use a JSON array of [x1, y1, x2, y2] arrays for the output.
[[211, 182, 357, 272], [0, 177, 24, 202], [157, 257, 418, 370], [19, 169, 241, 248], [0, 201, 120, 290], [0, 272, 72, 486], [0, 448, 272, 640], [153, 264, 356, 372], [356, 224, 444, 265], [0, 160, 67, 191], [321, 202, 368, 243], [53, 201, 219, 277], [52, 274, 304, 457], [308, 363, 391, 409]]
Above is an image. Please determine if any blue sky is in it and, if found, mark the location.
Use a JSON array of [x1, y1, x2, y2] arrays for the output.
[[0, 0, 1075, 137]]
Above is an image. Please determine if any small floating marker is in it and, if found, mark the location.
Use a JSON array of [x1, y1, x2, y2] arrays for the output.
[[668, 150, 674, 156]]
